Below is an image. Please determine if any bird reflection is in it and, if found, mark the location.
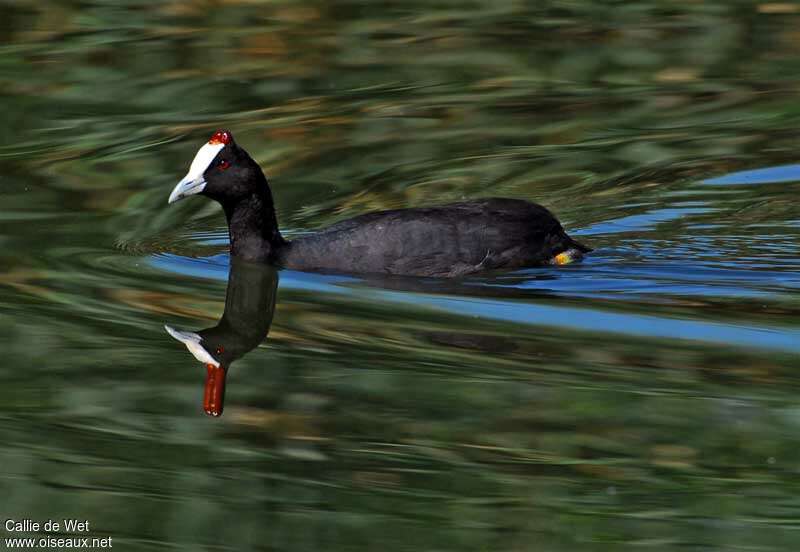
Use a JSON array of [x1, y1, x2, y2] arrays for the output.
[[165, 258, 278, 417]]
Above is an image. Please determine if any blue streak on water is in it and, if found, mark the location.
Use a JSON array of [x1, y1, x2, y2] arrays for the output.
[[151, 254, 357, 292], [407, 293, 800, 353], [151, 254, 800, 354], [702, 164, 800, 185], [574, 207, 711, 236]]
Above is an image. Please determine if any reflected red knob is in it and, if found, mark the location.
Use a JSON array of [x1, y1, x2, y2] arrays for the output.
[[203, 364, 227, 417]]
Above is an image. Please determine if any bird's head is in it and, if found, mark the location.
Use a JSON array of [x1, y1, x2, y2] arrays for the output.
[[168, 130, 264, 206]]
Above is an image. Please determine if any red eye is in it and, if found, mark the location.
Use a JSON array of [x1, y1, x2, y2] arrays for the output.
[[218, 160, 230, 170]]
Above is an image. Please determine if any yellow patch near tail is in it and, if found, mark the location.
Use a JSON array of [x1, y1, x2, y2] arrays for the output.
[[553, 252, 573, 265]]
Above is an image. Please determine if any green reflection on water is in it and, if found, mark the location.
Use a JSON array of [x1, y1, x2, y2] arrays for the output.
[[2, 1, 800, 550]]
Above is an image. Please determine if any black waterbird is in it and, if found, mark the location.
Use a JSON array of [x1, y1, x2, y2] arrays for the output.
[[168, 130, 591, 277]]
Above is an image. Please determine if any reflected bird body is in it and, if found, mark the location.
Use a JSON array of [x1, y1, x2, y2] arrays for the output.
[[166, 259, 278, 416]]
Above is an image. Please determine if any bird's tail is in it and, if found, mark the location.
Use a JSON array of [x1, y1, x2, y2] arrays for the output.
[[551, 234, 592, 265], [567, 236, 592, 254]]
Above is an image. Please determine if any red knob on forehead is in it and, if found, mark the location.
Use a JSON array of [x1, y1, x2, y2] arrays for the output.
[[209, 130, 231, 145]]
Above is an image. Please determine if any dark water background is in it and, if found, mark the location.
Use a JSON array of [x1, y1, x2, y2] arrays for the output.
[[2, 1, 800, 550]]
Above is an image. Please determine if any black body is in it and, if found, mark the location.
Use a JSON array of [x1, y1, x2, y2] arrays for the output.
[[177, 131, 591, 277], [281, 198, 588, 277]]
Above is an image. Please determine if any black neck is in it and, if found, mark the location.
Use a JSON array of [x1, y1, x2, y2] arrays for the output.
[[222, 189, 285, 263]]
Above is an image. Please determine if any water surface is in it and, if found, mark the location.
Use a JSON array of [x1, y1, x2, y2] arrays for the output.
[[2, 2, 800, 550]]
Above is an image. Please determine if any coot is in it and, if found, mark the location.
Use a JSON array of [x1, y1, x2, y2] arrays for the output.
[[168, 130, 591, 277]]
